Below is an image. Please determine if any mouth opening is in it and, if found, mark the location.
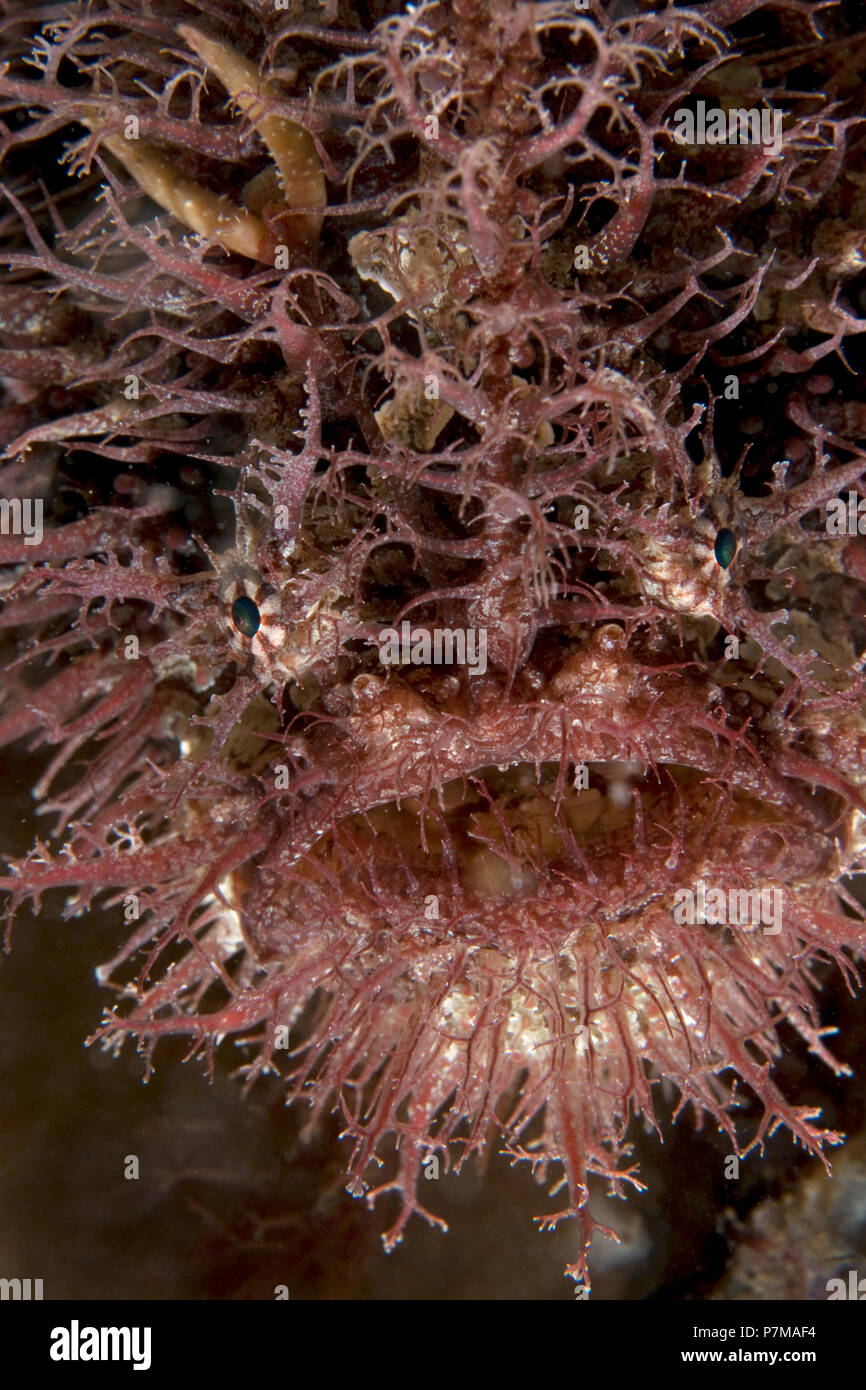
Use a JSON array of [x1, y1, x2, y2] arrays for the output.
[[246, 758, 843, 958]]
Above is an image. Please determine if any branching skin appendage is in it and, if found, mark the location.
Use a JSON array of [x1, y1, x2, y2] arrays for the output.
[[1, 0, 865, 1296]]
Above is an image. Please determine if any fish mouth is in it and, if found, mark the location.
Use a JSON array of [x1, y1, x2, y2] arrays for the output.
[[246, 754, 849, 961], [210, 748, 858, 1250]]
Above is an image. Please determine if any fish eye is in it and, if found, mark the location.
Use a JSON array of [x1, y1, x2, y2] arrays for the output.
[[231, 594, 261, 637], [713, 528, 737, 568]]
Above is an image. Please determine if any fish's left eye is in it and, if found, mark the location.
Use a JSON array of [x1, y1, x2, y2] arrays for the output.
[[231, 594, 261, 636], [713, 528, 737, 568]]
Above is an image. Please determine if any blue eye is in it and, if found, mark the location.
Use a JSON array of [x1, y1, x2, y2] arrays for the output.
[[231, 594, 261, 637], [713, 528, 737, 568]]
